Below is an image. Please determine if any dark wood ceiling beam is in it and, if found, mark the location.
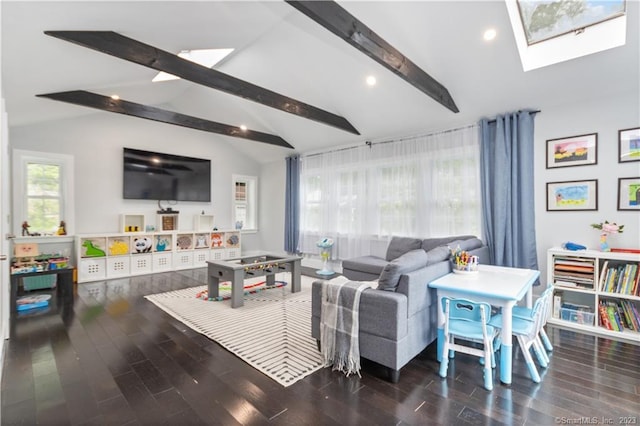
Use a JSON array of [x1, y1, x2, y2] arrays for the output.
[[37, 90, 294, 149], [286, 1, 459, 113], [44, 30, 360, 135]]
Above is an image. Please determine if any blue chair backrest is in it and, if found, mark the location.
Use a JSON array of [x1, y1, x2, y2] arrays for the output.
[[442, 297, 492, 324]]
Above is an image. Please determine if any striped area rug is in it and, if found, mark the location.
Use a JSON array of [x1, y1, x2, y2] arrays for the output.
[[144, 274, 324, 387]]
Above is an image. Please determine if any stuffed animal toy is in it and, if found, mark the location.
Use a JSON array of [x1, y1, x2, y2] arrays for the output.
[[133, 237, 152, 253]]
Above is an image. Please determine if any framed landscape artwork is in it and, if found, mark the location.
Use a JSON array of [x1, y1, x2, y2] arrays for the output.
[[547, 179, 598, 211], [546, 133, 597, 169], [618, 127, 640, 163], [618, 177, 640, 211]]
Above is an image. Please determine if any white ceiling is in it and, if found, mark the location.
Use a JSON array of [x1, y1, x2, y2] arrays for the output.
[[2, 1, 639, 163]]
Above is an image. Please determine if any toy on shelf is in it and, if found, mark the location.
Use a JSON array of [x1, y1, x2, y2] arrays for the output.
[[211, 233, 223, 248], [176, 234, 193, 250], [56, 221, 67, 235], [109, 240, 129, 256], [155, 236, 170, 252], [22, 221, 31, 236], [17, 294, 51, 311], [226, 234, 240, 248], [82, 240, 106, 257], [133, 237, 152, 253], [562, 242, 586, 251]]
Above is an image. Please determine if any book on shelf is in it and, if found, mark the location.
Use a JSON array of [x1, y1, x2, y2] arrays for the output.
[[598, 303, 613, 330], [610, 248, 640, 254], [599, 262, 640, 295], [599, 299, 640, 332]]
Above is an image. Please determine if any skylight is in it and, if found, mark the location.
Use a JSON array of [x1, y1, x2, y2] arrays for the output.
[[152, 48, 234, 82], [505, 0, 627, 71]]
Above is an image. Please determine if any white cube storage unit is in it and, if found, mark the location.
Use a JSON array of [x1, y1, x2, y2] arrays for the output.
[[77, 229, 241, 282]]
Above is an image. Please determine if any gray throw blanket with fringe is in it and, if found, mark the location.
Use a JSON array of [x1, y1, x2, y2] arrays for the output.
[[320, 276, 374, 377]]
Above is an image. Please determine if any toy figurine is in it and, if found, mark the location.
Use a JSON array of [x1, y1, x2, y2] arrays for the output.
[[21, 221, 31, 236], [57, 221, 67, 235]]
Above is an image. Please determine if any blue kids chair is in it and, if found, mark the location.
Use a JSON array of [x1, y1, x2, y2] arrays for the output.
[[489, 288, 552, 383], [439, 297, 497, 391], [512, 285, 554, 355]]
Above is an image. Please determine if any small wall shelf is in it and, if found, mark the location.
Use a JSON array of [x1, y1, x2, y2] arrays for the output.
[[194, 214, 215, 232], [157, 213, 179, 231], [120, 214, 145, 233]]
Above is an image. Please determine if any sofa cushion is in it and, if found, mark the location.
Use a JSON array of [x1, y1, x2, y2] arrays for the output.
[[421, 235, 476, 252], [385, 237, 423, 261], [341, 255, 389, 276], [446, 237, 484, 253], [425, 245, 451, 265], [378, 249, 428, 291]]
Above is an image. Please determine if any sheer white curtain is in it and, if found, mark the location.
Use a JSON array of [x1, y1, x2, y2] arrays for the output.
[[298, 125, 481, 260]]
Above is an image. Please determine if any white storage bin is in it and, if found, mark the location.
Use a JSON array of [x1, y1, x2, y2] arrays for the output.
[[153, 252, 173, 272], [79, 258, 106, 282], [173, 251, 194, 269], [210, 249, 226, 261], [130, 254, 152, 275], [193, 249, 210, 266], [107, 257, 130, 278]]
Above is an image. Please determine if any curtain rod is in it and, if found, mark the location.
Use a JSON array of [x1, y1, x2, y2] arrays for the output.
[[485, 109, 541, 124], [303, 123, 478, 158], [302, 109, 541, 159]]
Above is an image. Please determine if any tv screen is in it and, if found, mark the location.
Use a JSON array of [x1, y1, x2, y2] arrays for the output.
[[123, 148, 211, 202]]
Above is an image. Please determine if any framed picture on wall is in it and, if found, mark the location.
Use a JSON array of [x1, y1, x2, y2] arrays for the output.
[[546, 133, 597, 168], [547, 179, 598, 211], [618, 177, 640, 211], [618, 127, 640, 163]]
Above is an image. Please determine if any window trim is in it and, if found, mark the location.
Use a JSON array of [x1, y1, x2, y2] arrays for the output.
[[12, 149, 74, 236], [232, 174, 258, 232]]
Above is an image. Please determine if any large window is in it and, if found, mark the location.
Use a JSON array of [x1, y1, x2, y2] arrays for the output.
[[13, 150, 74, 235], [298, 125, 481, 259], [232, 175, 257, 231]]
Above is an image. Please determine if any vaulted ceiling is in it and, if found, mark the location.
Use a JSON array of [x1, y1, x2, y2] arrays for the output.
[[2, 1, 639, 163]]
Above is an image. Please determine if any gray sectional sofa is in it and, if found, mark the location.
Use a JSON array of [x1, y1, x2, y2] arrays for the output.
[[311, 235, 490, 382]]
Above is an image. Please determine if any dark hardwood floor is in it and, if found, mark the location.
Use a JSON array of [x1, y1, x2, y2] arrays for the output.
[[2, 269, 639, 425]]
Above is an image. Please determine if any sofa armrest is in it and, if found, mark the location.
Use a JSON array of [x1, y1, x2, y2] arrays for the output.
[[312, 280, 408, 341]]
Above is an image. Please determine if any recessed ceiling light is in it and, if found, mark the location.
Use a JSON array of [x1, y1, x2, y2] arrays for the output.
[[110, 94, 120, 100], [152, 48, 234, 82], [483, 28, 497, 41], [366, 75, 377, 86], [239, 124, 248, 131]]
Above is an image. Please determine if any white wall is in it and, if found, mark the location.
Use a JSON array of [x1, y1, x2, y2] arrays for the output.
[[258, 159, 286, 253], [9, 112, 263, 242], [535, 91, 640, 285]]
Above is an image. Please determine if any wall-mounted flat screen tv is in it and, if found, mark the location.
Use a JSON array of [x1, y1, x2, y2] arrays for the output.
[[123, 148, 211, 202]]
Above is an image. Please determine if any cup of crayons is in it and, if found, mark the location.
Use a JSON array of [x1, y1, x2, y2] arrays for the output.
[[449, 246, 479, 274]]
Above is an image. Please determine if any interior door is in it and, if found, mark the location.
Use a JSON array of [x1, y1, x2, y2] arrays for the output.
[[1, 99, 9, 341]]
